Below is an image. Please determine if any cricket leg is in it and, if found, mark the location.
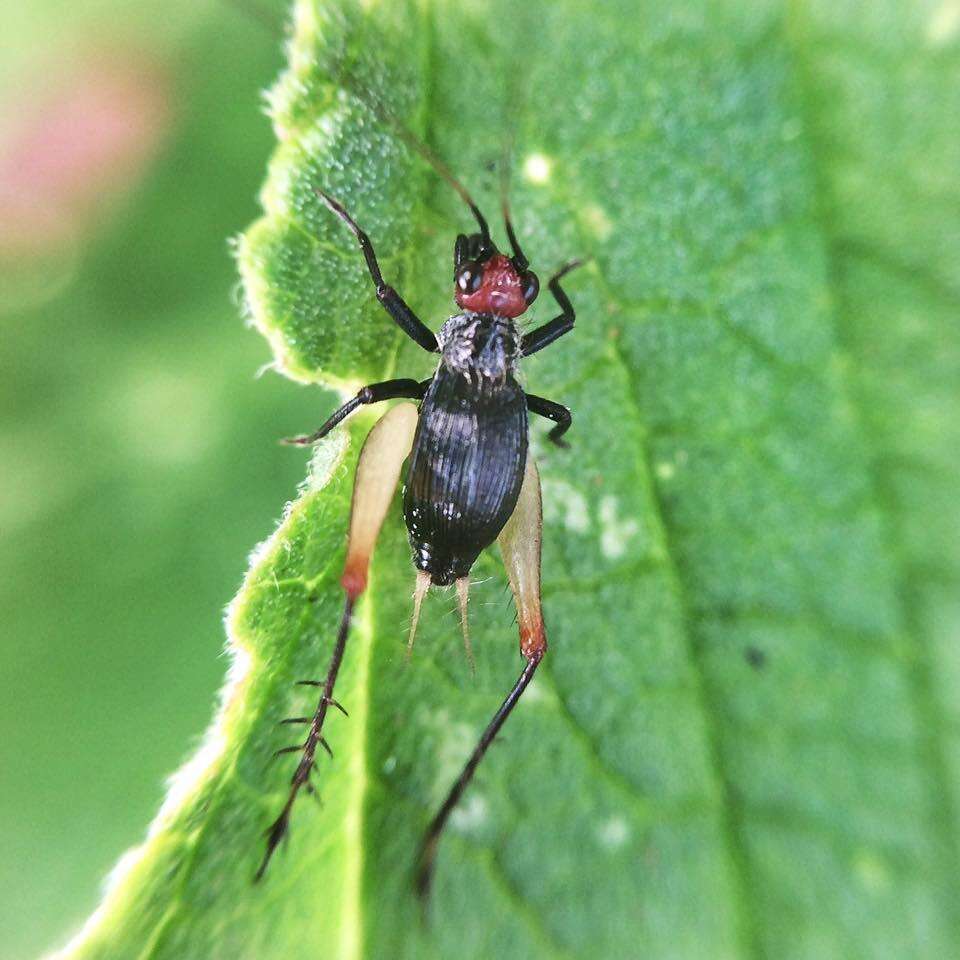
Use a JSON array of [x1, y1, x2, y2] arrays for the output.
[[525, 393, 572, 448], [283, 378, 429, 446], [520, 259, 583, 357], [315, 189, 439, 353], [415, 457, 545, 900], [256, 402, 419, 880]]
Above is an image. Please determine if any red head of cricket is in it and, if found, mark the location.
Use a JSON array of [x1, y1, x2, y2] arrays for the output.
[[455, 253, 528, 319]]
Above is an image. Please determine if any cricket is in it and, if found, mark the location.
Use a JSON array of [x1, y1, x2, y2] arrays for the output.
[[254, 124, 581, 897]]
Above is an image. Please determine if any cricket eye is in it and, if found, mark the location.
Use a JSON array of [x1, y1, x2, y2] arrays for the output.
[[456, 261, 484, 294], [522, 271, 540, 305]]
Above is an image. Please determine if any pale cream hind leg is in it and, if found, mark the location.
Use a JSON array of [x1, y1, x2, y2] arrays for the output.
[[497, 457, 546, 661]]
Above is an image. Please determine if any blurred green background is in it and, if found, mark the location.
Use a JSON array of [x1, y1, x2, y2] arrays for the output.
[[0, 2, 317, 956]]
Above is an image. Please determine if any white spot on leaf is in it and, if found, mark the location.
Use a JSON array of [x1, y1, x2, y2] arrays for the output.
[[597, 816, 630, 849], [599, 495, 640, 559], [523, 152, 551, 184], [521, 673, 547, 703], [583, 203, 613, 240], [425, 710, 477, 799], [451, 793, 488, 833], [541, 477, 590, 533], [655, 448, 688, 483]]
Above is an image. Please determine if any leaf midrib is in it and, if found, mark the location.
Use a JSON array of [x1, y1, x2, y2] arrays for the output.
[[605, 337, 762, 958]]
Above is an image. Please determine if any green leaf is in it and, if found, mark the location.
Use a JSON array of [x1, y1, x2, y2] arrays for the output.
[[53, 0, 960, 958]]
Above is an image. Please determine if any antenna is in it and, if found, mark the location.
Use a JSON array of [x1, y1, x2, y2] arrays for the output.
[[349, 83, 491, 245], [499, 135, 529, 271], [222, 0, 492, 244]]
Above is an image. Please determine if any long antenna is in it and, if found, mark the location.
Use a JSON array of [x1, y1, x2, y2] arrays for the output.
[[499, 135, 528, 270], [351, 83, 491, 245], [222, 0, 492, 243]]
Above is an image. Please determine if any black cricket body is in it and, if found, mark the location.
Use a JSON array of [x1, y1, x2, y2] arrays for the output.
[[404, 311, 528, 586], [405, 216, 544, 587], [256, 127, 581, 899]]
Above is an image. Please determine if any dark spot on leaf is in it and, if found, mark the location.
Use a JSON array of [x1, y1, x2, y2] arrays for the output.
[[744, 646, 767, 670]]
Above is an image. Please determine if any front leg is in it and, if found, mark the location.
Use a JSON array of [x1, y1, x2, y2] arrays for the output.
[[316, 190, 439, 353], [525, 393, 572, 448], [283, 378, 430, 445], [521, 259, 582, 357]]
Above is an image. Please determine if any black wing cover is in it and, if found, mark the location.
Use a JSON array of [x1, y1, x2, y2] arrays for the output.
[[403, 367, 528, 585]]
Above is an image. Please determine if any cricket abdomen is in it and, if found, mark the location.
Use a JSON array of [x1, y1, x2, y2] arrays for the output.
[[403, 365, 528, 586]]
